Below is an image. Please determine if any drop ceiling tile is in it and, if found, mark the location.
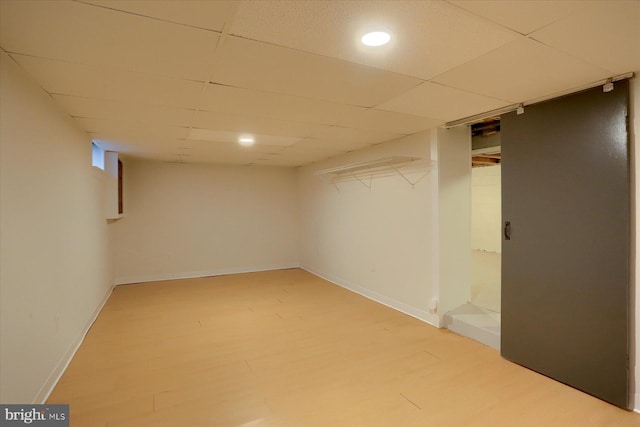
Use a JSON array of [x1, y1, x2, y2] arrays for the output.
[[531, 1, 640, 74], [337, 108, 444, 135], [266, 145, 348, 167], [77, 118, 189, 141], [181, 142, 285, 165], [285, 143, 349, 155], [378, 82, 511, 121], [11, 55, 204, 108], [255, 149, 344, 167], [210, 35, 422, 107], [230, 0, 518, 80], [449, 0, 585, 35], [294, 138, 370, 152], [187, 140, 287, 154], [147, 155, 186, 163], [176, 152, 260, 166], [191, 110, 315, 139], [53, 95, 194, 127], [253, 157, 308, 168], [0, 0, 219, 81], [188, 128, 302, 147], [307, 125, 403, 146], [80, 0, 236, 31], [432, 37, 612, 103], [6, 0, 631, 171], [188, 157, 256, 166], [198, 83, 365, 126]]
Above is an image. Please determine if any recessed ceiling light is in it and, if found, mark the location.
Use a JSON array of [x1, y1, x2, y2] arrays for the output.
[[238, 135, 255, 147], [361, 31, 391, 47]]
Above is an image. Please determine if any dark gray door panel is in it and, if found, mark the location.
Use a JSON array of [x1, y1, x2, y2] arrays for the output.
[[501, 80, 630, 408]]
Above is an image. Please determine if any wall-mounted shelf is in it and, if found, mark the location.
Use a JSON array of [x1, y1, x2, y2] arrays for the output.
[[314, 156, 432, 189]]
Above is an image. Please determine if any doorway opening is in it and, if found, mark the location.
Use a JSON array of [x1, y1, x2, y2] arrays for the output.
[[470, 118, 502, 314], [442, 118, 502, 350]]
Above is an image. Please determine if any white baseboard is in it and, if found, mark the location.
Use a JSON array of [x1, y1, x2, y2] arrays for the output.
[[634, 392, 639, 412], [301, 265, 440, 328], [33, 283, 115, 404], [114, 263, 300, 285]]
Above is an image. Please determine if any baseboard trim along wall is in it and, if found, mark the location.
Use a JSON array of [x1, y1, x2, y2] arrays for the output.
[[114, 264, 301, 286], [301, 265, 440, 328], [33, 284, 115, 404]]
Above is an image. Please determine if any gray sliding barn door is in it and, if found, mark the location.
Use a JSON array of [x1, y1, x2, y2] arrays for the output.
[[501, 80, 630, 408]]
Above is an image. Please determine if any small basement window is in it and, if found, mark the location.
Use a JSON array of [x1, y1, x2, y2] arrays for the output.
[[92, 142, 105, 170]]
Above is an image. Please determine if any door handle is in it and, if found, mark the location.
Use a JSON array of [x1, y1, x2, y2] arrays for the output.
[[504, 221, 511, 240]]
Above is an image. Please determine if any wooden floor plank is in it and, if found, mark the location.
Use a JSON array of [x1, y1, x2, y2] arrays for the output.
[[47, 269, 638, 426]]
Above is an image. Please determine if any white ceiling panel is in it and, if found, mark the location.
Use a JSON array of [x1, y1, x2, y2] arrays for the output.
[[0, 0, 220, 81], [336, 109, 443, 135], [288, 141, 352, 155], [260, 145, 348, 167], [306, 125, 403, 146], [181, 141, 287, 165], [432, 37, 611, 103], [188, 129, 302, 148], [254, 151, 343, 167], [378, 82, 511, 121], [449, 0, 585, 35], [293, 138, 370, 152], [187, 140, 287, 154], [2, 1, 635, 168], [11, 54, 205, 108], [53, 95, 194, 127], [80, 0, 236, 32], [210, 36, 422, 107], [77, 118, 189, 141], [253, 158, 309, 167], [178, 152, 261, 166], [191, 110, 316, 139], [198, 83, 365, 126], [230, 0, 518, 80], [142, 155, 185, 163], [531, 1, 640, 74]]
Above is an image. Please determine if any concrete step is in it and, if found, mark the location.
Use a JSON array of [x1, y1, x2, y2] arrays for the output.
[[444, 303, 501, 350]]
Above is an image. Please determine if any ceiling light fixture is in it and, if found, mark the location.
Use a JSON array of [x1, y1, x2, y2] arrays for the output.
[[238, 135, 255, 147], [361, 31, 391, 47]]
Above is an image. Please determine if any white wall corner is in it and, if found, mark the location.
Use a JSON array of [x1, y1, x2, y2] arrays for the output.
[[301, 265, 441, 328], [114, 264, 300, 286], [430, 133, 441, 325], [33, 284, 115, 404], [434, 127, 472, 316]]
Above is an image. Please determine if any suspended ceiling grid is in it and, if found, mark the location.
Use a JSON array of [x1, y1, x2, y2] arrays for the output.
[[0, 0, 638, 167]]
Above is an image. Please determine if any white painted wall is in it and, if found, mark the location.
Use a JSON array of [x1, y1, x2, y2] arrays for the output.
[[471, 165, 502, 253], [470, 164, 502, 313], [111, 159, 299, 284], [436, 128, 472, 316], [0, 51, 113, 403], [299, 129, 471, 325], [298, 133, 436, 322], [103, 151, 121, 220]]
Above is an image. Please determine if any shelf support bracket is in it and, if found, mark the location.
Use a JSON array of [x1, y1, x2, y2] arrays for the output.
[[351, 173, 372, 189], [389, 165, 428, 189]]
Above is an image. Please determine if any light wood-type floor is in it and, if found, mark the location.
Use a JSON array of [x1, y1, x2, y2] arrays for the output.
[[48, 269, 639, 426]]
